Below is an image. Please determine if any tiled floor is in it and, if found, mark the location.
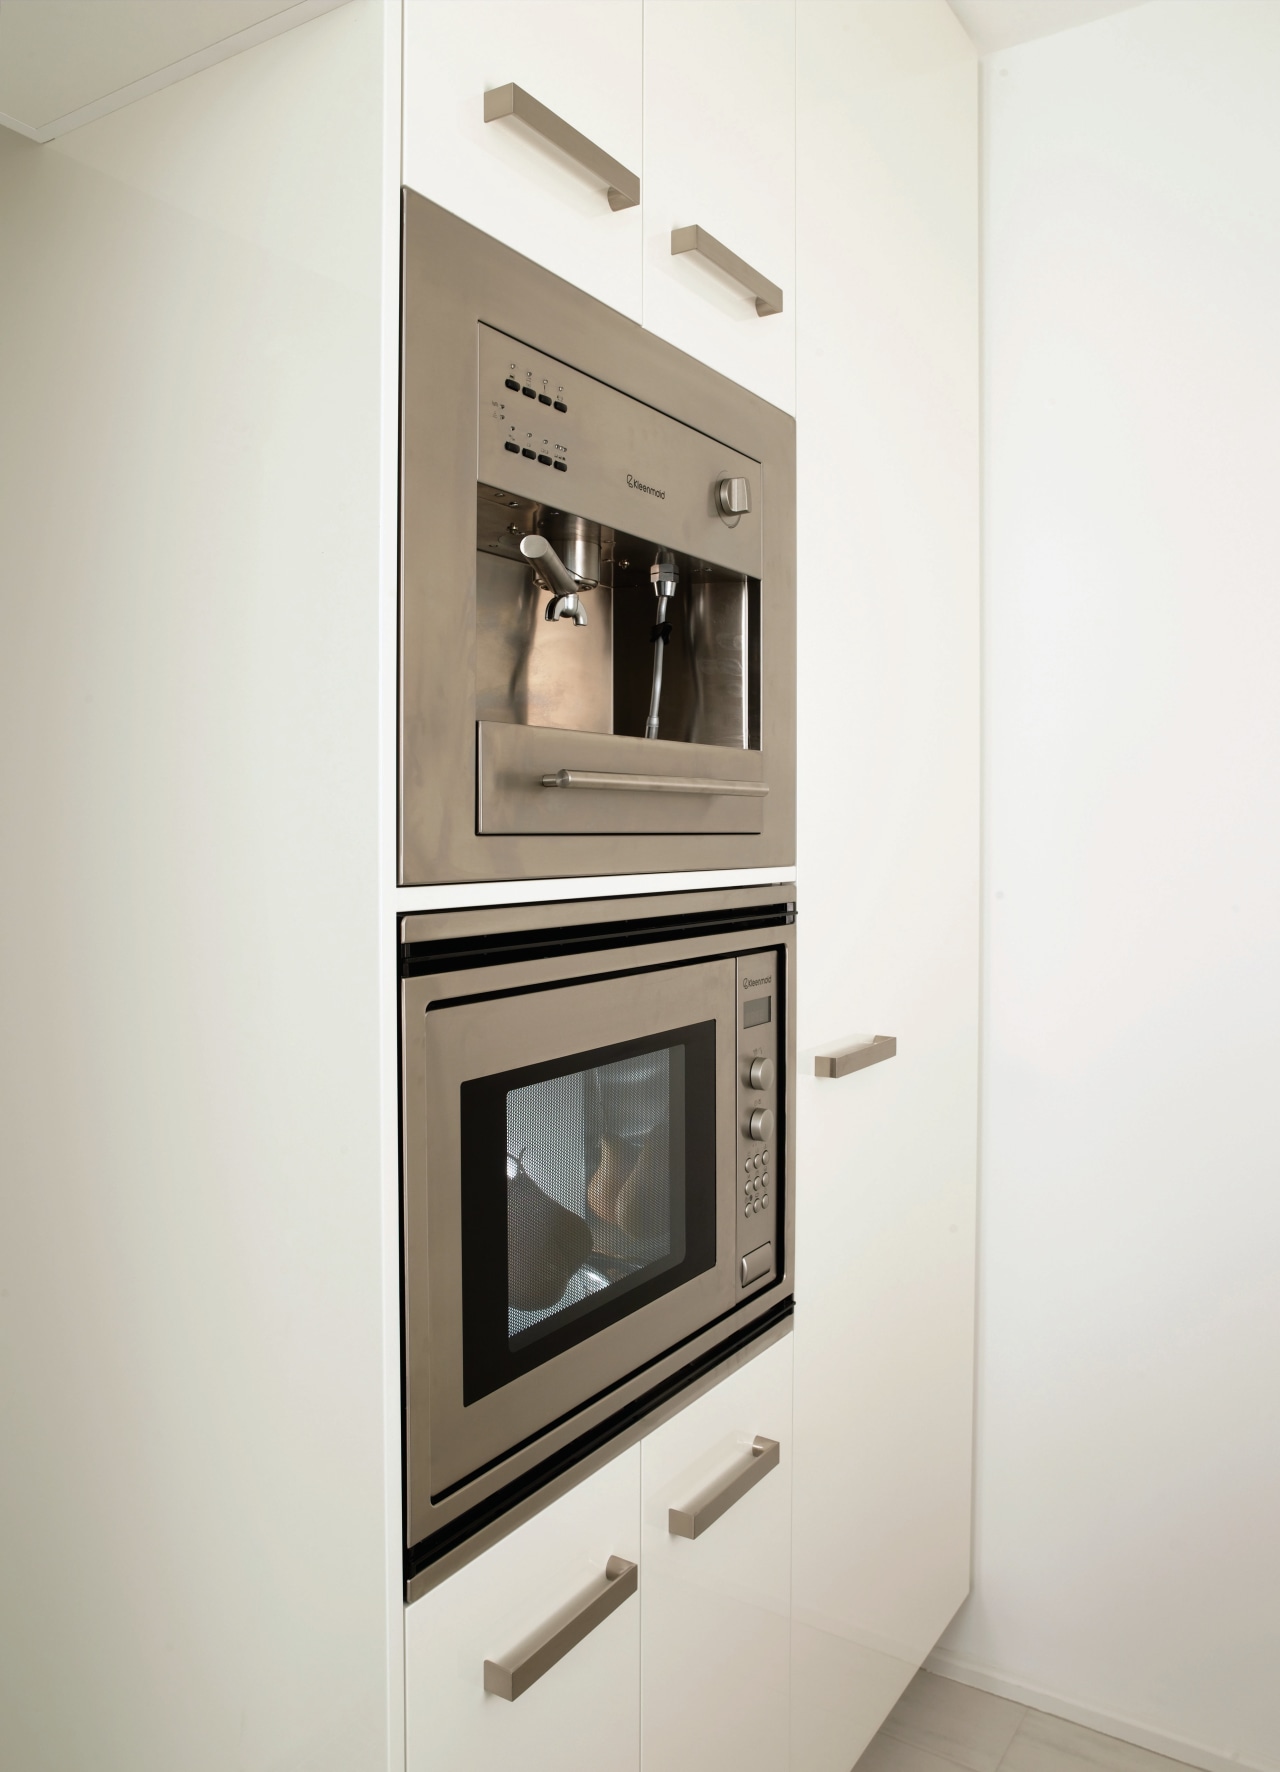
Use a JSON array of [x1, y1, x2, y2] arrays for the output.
[[856, 1672, 1197, 1772]]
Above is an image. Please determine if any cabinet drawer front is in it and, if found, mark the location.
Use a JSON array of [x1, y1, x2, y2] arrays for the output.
[[404, 1, 642, 322], [642, 1, 796, 413], [640, 1333, 793, 1772], [407, 1446, 641, 1772]]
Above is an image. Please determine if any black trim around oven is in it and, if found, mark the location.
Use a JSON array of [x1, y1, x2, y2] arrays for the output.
[[405, 1296, 794, 1588], [401, 899, 795, 977]]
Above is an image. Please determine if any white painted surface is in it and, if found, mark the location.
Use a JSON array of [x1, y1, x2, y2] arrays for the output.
[[641, 0, 796, 413], [640, 1335, 793, 1772], [939, 8, 1280, 1771], [406, 1447, 641, 1772], [394, 864, 797, 914], [791, 5, 980, 1770], [377, 10, 408, 1771], [0, 0, 349, 142], [402, 0, 642, 321], [946, 0, 1147, 58], [0, 7, 392, 1769]]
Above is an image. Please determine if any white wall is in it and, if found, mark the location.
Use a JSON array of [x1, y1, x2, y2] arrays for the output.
[[934, 7, 1280, 1770], [0, 7, 394, 1768]]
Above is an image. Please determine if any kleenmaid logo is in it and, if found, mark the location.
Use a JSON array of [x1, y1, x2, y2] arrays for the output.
[[742, 974, 772, 989], [626, 473, 666, 500]]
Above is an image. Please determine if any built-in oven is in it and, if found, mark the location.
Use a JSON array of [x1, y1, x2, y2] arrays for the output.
[[399, 192, 796, 885], [400, 886, 795, 1595]]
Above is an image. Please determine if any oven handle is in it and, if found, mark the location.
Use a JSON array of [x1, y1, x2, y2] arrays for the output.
[[541, 769, 769, 797], [668, 1436, 781, 1540], [482, 1555, 638, 1701]]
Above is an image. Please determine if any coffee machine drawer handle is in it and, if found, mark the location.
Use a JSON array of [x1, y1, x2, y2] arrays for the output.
[[668, 1437, 781, 1539], [542, 769, 767, 796], [482, 1556, 638, 1701], [483, 84, 640, 211], [670, 224, 784, 317]]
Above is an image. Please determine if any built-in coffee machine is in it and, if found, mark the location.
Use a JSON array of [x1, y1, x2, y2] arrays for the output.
[[399, 194, 796, 884]]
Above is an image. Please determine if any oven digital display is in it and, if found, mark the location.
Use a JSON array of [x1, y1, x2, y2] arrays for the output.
[[743, 994, 772, 1029]]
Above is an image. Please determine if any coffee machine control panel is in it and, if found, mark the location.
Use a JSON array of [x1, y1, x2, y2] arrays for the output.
[[477, 324, 762, 578], [736, 950, 780, 1290]]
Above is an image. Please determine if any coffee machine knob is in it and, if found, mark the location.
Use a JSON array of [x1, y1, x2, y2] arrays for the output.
[[748, 1057, 775, 1090], [716, 475, 751, 518], [748, 1107, 775, 1142]]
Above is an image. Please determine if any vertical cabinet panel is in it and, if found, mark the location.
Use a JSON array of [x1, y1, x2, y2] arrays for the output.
[[792, 4, 980, 1771], [403, 0, 643, 320], [642, 1, 796, 412], [406, 1448, 641, 1772], [640, 1335, 793, 1772]]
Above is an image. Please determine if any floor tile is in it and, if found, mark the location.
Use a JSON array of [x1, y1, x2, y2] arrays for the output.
[[1002, 1710, 1196, 1772], [857, 1729, 977, 1772], [880, 1670, 1026, 1772]]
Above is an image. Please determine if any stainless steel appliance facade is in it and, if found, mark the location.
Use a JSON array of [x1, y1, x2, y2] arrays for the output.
[[399, 192, 796, 884], [400, 887, 795, 1592]]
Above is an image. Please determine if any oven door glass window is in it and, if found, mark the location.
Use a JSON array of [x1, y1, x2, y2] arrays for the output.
[[460, 1021, 716, 1404]]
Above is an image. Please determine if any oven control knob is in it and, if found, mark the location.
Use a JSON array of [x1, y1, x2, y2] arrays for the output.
[[748, 1107, 775, 1143], [747, 1057, 775, 1091]]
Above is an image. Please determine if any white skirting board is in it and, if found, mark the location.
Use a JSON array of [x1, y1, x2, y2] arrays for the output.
[[924, 1648, 1276, 1772]]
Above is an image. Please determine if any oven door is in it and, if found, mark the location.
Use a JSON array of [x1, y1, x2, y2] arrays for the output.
[[408, 958, 737, 1510]]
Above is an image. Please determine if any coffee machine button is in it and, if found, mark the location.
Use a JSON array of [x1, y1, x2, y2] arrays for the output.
[[716, 475, 752, 518], [504, 440, 520, 453], [504, 378, 520, 391], [522, 386, 537, 399], [538, 454, 552, 466], [538, 393, 552, 405], [521, 447, 536, 459], [553, 400, 568, 413], [553, 460, 568, 472]]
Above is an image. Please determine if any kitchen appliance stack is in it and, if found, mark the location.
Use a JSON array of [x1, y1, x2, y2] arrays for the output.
[[397, 194, 798, 1592]]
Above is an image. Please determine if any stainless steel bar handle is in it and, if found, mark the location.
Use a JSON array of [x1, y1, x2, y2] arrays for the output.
[[482, 1555, 638, 1701], [483, 83, 641, 211], [542, 769, 769, 797], [670, 224, 784, 317], [668, 1437, 781, 1540], [814, 1035, 897, 1079]]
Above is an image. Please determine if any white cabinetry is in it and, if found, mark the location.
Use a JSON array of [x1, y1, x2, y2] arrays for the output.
[[403, 0, 643, 320], [640, 1335, 793, 1772], [641, 1, 796, 411], [406, 1447, 641, 1772], [790, 6, 980, 1771]]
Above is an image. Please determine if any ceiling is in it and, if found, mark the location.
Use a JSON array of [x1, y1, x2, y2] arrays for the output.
[[947, 0, 1149, 56], [0, 0, 1151, 145], [0, 0, 346, 141]]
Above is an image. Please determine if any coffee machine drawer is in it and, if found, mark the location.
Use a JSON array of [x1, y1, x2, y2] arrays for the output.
[[478, 722, 768, 836]]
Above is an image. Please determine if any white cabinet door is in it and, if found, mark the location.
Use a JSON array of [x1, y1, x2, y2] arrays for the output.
[[791, 5, 980, 1771], [642, 1, 795, 411], [403, 1, 643, 320], [640, 1335, 793, 1772], [406, 1447, 641, 1772]]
